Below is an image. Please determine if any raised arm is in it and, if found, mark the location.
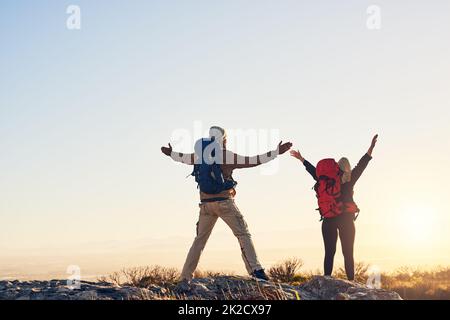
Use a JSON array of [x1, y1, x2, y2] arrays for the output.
[[231, 141, 292, 169], [350, 134, 378, 185], [161, 143, 195, 165], [367, 134, 378, 157], [290, 149, 317, 180]]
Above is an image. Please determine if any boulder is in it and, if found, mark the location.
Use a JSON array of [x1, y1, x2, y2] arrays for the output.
[[297, 276, 402, 300]]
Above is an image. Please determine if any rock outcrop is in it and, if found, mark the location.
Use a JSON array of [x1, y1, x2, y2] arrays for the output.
[[297, 276, 402, 300], [0, 276, 401, 300], [0, 280, 159, 300]]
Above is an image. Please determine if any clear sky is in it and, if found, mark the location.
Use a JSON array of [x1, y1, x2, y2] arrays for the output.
[[1, 0, 450, 280]]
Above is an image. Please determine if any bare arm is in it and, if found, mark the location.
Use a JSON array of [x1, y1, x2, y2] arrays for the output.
[[231, 141, 292, 169], [161, 143, 195, 165]]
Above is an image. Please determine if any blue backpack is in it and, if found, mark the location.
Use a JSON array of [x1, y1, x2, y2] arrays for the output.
[[191, 138, 237, 194]]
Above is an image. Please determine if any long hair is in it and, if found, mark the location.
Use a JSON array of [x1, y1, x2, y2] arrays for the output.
[[338, 157, 352, 184]]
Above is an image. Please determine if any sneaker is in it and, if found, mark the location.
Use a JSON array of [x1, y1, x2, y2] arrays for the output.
[[252, 269, 270, 281]]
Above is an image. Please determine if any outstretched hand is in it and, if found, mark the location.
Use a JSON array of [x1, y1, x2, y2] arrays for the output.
[[290, 149, 305, 163], [277, 141, 293, 155], [368, 134, 378, 156], [371, 134, 378, 149], [161, 143, 172, 156]]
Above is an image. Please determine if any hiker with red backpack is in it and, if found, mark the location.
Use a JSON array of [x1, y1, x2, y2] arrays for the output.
[[290, 134, 378, 280], [161, 126, 292, 288]]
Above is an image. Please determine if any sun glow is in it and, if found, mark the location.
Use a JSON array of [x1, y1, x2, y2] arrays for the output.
[[396, 205, 437, 247]]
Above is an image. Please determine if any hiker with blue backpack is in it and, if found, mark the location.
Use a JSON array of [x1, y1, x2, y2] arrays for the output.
[[161, 126, 292, 284], [290, 134, 378, 280]]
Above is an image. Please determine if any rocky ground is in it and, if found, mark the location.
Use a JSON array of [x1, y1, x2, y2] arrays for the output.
[[0, 276, 402, 300]]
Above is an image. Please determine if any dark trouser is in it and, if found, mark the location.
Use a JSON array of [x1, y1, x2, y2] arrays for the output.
[[321, 213, 355, 280]]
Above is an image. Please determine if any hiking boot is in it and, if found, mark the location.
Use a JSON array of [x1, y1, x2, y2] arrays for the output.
[[252, 269, 270, 281], [174, 279, 192, 293]]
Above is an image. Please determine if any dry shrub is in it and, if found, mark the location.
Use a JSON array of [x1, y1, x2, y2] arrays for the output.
[[102, 266, 180, 288], [333, 262, 369, 283], [268, 258, 304, 283], [381, 266, 450, 300]]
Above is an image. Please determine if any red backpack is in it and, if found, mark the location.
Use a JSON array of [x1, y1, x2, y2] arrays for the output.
[[314, 159, 343, 219]]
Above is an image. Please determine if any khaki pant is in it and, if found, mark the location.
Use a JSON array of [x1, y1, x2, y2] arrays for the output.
[[180, 199, 263, 281]]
